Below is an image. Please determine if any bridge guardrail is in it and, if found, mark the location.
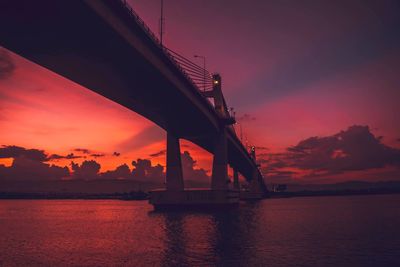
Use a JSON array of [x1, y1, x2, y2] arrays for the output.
[[119, 0, 213, 93], [118, 0, 257, 164]]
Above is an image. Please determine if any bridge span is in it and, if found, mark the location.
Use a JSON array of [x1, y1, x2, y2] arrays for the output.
[[0, 0, 267, 207]]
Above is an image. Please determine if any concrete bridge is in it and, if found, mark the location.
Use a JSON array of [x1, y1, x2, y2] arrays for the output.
[[0, 0, 267, 208]]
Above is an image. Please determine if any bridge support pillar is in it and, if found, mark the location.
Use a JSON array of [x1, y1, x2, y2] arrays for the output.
[[249, 168, 263, 195], [211, 129, 228, 190], [166, 132, 184, 191], [233, 169, 240, 190]]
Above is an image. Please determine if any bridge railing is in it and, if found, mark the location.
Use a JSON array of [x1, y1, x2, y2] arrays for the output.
[[165, 48, 214, 92], [118, 0, 247, 154], [118, 0, 213, 93], [119, 0, 160, 47]]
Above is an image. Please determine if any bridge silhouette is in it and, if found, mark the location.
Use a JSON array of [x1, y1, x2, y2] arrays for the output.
[[1, 0, 267, 208]]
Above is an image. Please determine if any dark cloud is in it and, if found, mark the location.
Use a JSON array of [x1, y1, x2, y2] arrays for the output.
[[74, 148, 91, 154], [131, 159, 164, 181], [131, 151, 209, 181], [0, 49, 15, 79], [181, 151, 209, 181], [258, 152, 288, 169], [0, 145, 47, 162], [262, 169, 297, 183], [0, 145, 209, 184], [102, 164, 131, 180], [48, 153, 82, 160], [90, 153, 105, 158], [149, 150, 166, 158], [113, 152, 121, 157], [261, 126, 400, 182], [286, 125, 400, 172], [71, 160, 101, 180], [0, 145, 70, 181], [0, 157, 70, 181]]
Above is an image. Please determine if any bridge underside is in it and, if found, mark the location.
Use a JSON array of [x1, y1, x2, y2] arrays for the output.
[[0, 0, 258, 180]]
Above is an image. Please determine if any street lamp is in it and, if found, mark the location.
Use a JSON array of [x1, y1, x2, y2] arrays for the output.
[[194, 54, 206, 91]]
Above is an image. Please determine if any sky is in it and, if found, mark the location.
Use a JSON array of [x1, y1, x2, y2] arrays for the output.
[[0, 0, 399, 185]]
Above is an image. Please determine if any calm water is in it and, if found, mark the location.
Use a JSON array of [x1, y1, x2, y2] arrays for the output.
[[0, 195, 399, 267]]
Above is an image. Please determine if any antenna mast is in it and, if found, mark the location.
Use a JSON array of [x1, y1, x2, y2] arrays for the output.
[[159, 0, 165, 46]]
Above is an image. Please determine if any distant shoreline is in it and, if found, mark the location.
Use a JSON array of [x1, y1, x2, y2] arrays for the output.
[[0, 191, 149, 200], [269, 189, 400, 199], [1, 188, 399, 200]]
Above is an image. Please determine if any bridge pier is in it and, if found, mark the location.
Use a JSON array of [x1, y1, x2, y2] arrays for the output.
[[233, 169, 240, 190], [211, 129, 229, 190], [149, 128, 241, 210], [240, 168, 265, 200], [165, 132, 184, 191], [249, 169, 263, 195]]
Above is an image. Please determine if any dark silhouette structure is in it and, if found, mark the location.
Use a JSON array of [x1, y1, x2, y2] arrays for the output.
[[0, 0, 267, 208]]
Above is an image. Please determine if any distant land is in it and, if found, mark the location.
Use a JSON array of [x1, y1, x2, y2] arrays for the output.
[[268, 180, 400, 198], [276, 180, 400, 192], [0, 179, 399, 200]]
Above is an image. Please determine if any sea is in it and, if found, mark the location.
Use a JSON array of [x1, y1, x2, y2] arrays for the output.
[[0, 194, 399, 266]]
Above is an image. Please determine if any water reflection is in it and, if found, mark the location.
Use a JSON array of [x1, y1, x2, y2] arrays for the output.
[[152, 203, 261, 266], [1, 196, 399, 266], [160, 213, 189, 266]]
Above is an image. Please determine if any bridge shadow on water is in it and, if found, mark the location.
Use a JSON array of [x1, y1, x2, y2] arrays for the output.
[[148, 202, 264, 266]]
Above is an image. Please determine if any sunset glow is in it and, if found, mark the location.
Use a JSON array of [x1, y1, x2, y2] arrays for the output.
[[0, 0, 399, 185]]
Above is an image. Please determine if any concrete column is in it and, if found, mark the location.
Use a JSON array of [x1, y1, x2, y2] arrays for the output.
[[233, 169, 240, 190], [249, 168, 262, 194], [211, 129, 228, 190], [166, 132, 184, 191]]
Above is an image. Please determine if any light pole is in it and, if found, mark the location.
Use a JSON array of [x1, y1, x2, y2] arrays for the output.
[[159, 0, 165, 46], [194, 55, 206, 91]]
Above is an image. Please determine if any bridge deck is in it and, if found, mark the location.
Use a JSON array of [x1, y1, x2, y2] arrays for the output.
[[0, 0, 259, 180]]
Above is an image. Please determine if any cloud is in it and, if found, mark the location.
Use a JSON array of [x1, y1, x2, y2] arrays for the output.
[[181, 151, 209, 181], [261, 168, 297, 183], [149, 149, 166, 158], [0, 145, 209, 184], [131, 158, 164, 181], [74, 148, 91, 154], [0, 157, 70, 181], [0, 48, 15, 79], [127, 150, 210, 182], [287, 125, 400, 171], [90, 153, 105, 158], [48, 153, 82, 160], [0, 145, 70, 181], [260, 125, 400, 182], [71, 160, 101, 180], [101, 164, 131, 180], [0, 145, 47, 162]]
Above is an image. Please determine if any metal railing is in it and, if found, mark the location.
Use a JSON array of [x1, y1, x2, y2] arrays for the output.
[[117, 1, 251, 159], [166, 48, 214, 91], [118, 0, 213, 93]]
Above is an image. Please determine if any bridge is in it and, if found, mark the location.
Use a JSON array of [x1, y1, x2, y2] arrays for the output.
[[0, 0, 267, 208]]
